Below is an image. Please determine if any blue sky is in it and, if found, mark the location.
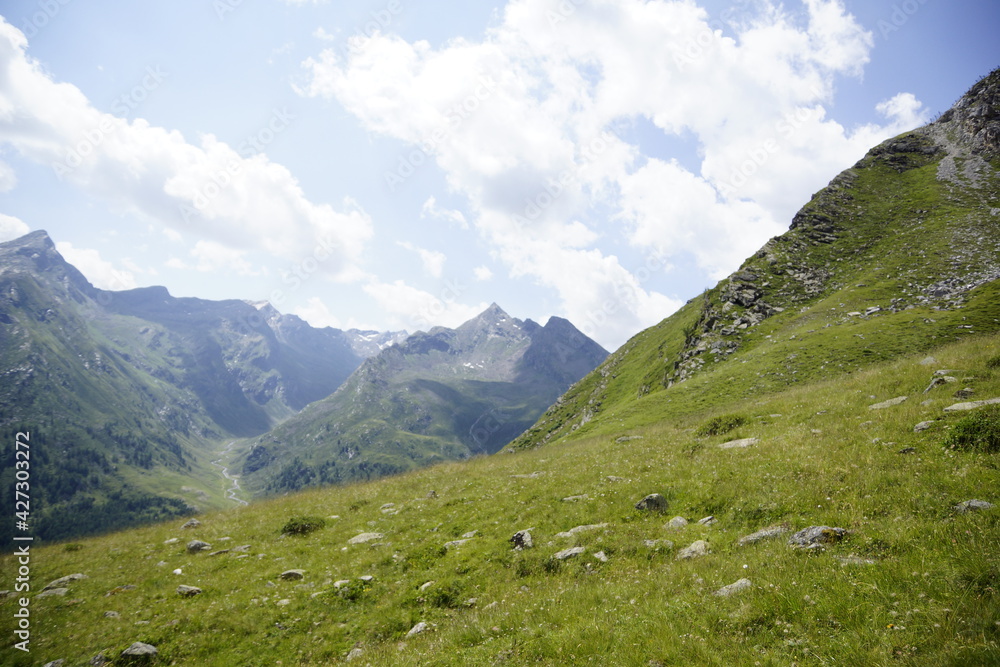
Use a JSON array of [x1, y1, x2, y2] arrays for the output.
[[0, 0, 997, 350]]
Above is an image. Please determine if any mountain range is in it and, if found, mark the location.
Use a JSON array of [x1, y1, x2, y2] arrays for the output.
[[0, 233, 605, 541], [237, 303, 607, 495]]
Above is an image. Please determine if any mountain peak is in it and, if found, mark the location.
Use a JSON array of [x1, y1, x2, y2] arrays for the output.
[[936, 67, 1000, 155], [481, 302, 509, 320]]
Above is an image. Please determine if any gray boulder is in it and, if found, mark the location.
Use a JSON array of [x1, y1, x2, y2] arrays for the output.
[[43, 573, 87, 590], [676, 540, 710, 560], [954, 499, 993, 513], [788, 526, 847, 549], [510, 530, 533, 550], [714, 578, 752, 597], [176, 585, 202, 597], [185, 540, 211, 554], [635, 493, 668, 512]]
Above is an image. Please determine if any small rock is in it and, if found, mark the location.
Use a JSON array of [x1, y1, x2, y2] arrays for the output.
[[172, 569, 182, 575], [919, 356, 938, 366], [444, 539, 471, 549], [232, 545, 251, 552], [181, 518, 201, 529], [913, 421, 934, 432], [898, 447, 917, 455], [462, 531, 478, 538], [713, 578, 752, 597], [276, 599, 291, 606], [163, 538, 178, 545], [643, 539, 674, 549], [280, 569, 305, 581], [345, 647, 364, 662], [406, 621, 429, 637], [954, 499, 993, 514], [89, 653, 109, 665], [103, 611, 120, 618], [208, 549, 230, 557], [510, 472, 545, 479], [43, 660, 66, 667], [944, 397, 1000, 413], [186, 540, 211, 554], [347, 532, 384, 544], [954, 387, 976, 399], [334, 580, 351, 589], [419, 581, 435, 591], [555, 523, 608, 538], [36, 588, 69, 598], [635, 493, 668, 512], [718, 437, 758, 450], [510, 530, 533, 550], [676, 540, 710, 560], [788, 526, 847, 549], [120, 642, 158, 659], [43, 573, 87, 590], [737, 524, 789, 546], [562, 495, 589, 502], [359, 575, 374, 582], [697, 516, 717, 526], [666, 516, 688, 530], [554, 546, 586, 560], [868, 396, 908, 410], [593, 551, 608, 562], [606, 476, 626, 482], [176, 585, 202, 597]]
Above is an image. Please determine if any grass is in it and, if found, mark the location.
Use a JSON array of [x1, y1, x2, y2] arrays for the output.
[[4, 333, 999, 665]]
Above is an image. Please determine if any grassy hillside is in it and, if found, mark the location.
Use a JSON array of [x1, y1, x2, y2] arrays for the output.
[[509, 87, 1000, 451], [3, 333, 998, 665]]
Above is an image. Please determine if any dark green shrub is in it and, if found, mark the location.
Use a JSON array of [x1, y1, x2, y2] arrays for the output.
[[944, 406, 1000, 453], [280, 516, 327, 536], [986, 354, 1000, 370], [696, 413, 748, 437]]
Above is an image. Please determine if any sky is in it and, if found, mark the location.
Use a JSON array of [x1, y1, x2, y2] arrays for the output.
[[0, 0, 997, 351]]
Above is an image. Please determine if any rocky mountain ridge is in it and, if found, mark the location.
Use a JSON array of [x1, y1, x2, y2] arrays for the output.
[[238, 303, 608, 495]]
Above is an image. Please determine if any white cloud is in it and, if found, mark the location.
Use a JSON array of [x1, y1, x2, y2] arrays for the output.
[[421, 196, 468, 229], [0, 160, 17, 192], [397, 240, 446, 278], [0, 213, 29, 242], [0, 17, 372, 283], [56, 241, 137, 290], [299, 0, 926, 349], [363, 278, 486, 332], [189, 240, 259, 276], [313, 27, 337, 42], [473, 265, 493, 281]]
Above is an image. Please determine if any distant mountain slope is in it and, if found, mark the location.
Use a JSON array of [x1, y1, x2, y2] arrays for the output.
[[510, 68, 1000, 450], [238, 304, 608, 495], [0, 232, 393, 541]]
